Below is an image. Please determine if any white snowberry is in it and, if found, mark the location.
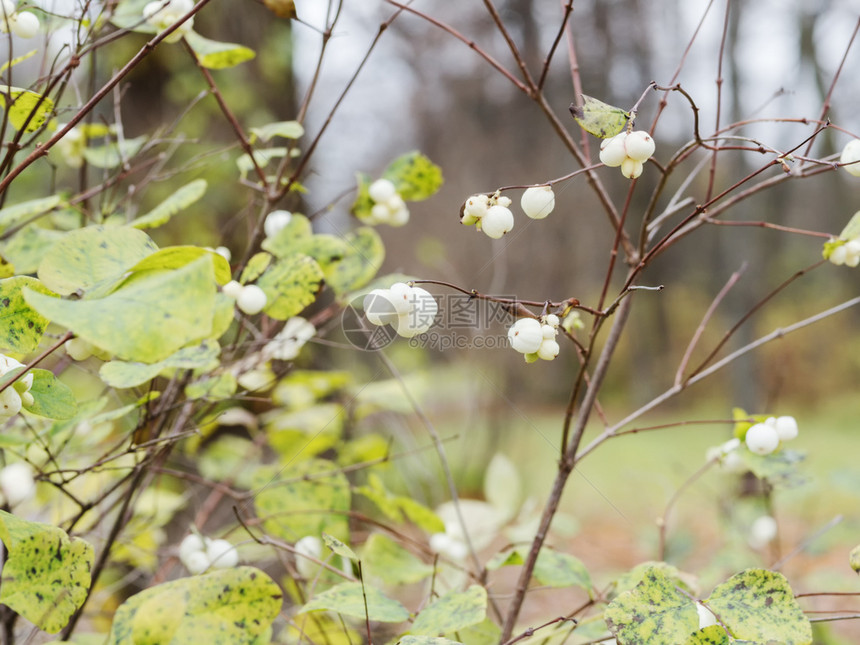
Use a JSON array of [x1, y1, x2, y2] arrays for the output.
[[480, 205, 514, 239], [222, 280, 243, 300], [840, 140, 860, 177], [387, 282, 413, 315], [205, 538, 239, 569], [214, 246, 231, 262], [183, 550, 210, 574], [364, 288, 399, 326], [8, 10, 39, 39], [599, 133, 628, 167], [0, 462, 35, 506], [773, 416, 798, 441], [745, 422, 780, 456], [65, 338, 94, 361], [624, 131, 656, 162], [541, 324, 557, 340], [462, 194, 489, 226], [294, 535, 323, 579], [543, 313, 560, 328], [749, 515, 778, 548], [393, 286, 437, 338], [536, 338, 560, 361], [844, 240, 860, 267], [263, 210, 292, 239], [521, 185, 555, 220], [620, 157, 644, 179], [179, 534, 205, 562], [236, 284, 267, 315], [508, 318, 543, 354], [368, 178, 397, 203]]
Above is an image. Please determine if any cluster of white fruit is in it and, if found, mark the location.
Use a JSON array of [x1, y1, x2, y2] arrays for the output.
[[507, 314, 560, 362], [178, 533, 238, 574], [461, 186, 556, 239], [223, 280, 267, 315], [828, 238, 860, 267], [599, 130, 656, 179], [143, 0, 194, 43], [0, 354, 34, 421], [0, 462, 35, 507], [840, 139, 860, 178], [262, 316, 315, 361], [361, 179, 409, 226], [364, 282, 437, 338], [0, 1, 39, 39], [744, 415, 798, 456]]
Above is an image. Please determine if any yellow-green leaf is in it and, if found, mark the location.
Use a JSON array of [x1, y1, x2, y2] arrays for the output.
[[410, 586, 487, 637], [383, 151, 443, 202], [0, 511, 94, 633], [299, 581, 409, 623], [100, 340, 221, 388], [570, 94, 629, 139], [0, 87, 55, 132], [132, 179, 207, 229], [24, 369, 78, 419], [256, 254, 324, 320], [0, 195, 63, 235], [0, 276, 52, 352], [186, 32, 256, 69], [250, 121, 304, 143]]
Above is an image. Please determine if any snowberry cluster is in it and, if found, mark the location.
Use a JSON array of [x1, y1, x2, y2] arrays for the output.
[[264, 209, 292, 238], [178, 533, 239, 575], [461, 186, 556, 239], [262, 316, 315, 361], [827, 237, 860, 267], [0, 1, 39, 39], [361, 179, 409, 226], [223, 280, 267, 315], [705, 437, 744, 472], [0, 462, 35, 507], [143, 0, 194, 42], [363, 282, 437, 338], [599, 130, 656, 179], [840, 140, 860, 178], [744, 415, 798, 456], [0, 354, 33, 421], [507, 314, 561, 363]]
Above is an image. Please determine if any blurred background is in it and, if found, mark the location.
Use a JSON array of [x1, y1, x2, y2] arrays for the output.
[[9, 0, 860, 639]]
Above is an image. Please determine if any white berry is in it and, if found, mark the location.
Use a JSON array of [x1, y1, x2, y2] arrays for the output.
[[368, 178, 397, 203], [182, 550, 210, 574], [620, 157, 644, 179], [749, 515, 778, 548], [773, 416, 798, 441], [844, 239, 860, 267], [222, 280, 243, 300], [599, 133, 628, 167], [179, 533, 205, 562], [9, 11, 39, 39], [480, 205, 514, 239], [508, 318, 543, 354], [624, 131, 656, 162], [294, 535, 322, 579], [521, 185, 555, 220], [745, 422, 780, 455], [536, 338, 560, 361], [363, 288, 399, 326], [387, 282, 413, 315], [393, 286, 437, 338], [0, 462, 35, 506], [462, 194, 489, 225], [840, 140, 860, 177], [0, 388, 22, 419], [236, 284, 267, 315], [205, 538, 238, 569], [264, 210, 292, 238]]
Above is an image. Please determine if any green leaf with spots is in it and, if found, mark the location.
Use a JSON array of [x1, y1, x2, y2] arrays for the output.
[[24, 369, 78, 419], [322, 533, 358, 561], [185, 31, 256, 69], [26, 255, 216, 363], [253, 458, 350, 542], [298, 581, 409, 623], [399, 638, 463, 645], [610, 561, 697, 598], [260, 214, 313, 258], [604, 566, 698, 645], [37, 226, 159, 297], [127, 246, 231, 286], [570, 94, 629, 139], [0, 195, 63, 235], [355, 473, 444, 533], [0, 511, 94, 633], [294, 235, 351, 281], [132, 180, 207, 230], [0, 87, 54, 132], [740, 449, 806, 487], [256, 254, 324, 320], [100, 340, 221, 388], [361, 533, 433, 586], [106, 566, 282, 645], [382, 151, 443, 202], [706, 569, 811, 645], [684, 625, 730, 645], [2, 225, 65, 275], [410, 586, 487, 637], [326, 227, 384, 295], [249, 121, 304, 143], [533, 548, 592, 591], [0, 276, 53, 352], [0, 254, 12, 279]]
